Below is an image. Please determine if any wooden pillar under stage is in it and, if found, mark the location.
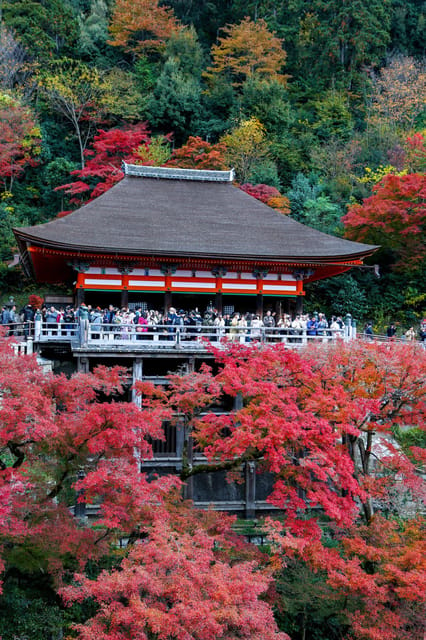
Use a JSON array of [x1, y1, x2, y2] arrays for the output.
[[296, 295, 304, 315], [132, 358, 142, 408], [183, 435, 194, 501], [76, 288, 85, 307], [245, 461, 256, 519], [256, 293, 263, 317], [77, 357, 89, 373], [121, 289, 129, 309], [215, 291, 223, 314], [164, 291, 172, 315]]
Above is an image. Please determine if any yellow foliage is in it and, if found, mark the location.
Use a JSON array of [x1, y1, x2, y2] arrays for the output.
[[358, 165, 407, 186], [221, 117, 271, 182]]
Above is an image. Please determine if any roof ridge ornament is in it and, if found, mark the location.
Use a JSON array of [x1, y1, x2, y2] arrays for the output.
[[123, 162, 235, 183]]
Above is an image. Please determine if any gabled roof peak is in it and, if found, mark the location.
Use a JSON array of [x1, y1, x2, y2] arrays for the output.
[[123, 162, 235, 183]]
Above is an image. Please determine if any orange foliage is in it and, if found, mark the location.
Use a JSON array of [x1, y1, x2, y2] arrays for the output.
[[204, 17, 288, 87], [165, 136, 229, 170], [108, 0, 181, 55]]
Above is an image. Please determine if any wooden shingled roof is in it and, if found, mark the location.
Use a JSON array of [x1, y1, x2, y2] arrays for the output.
[[14, 165, 377, 264]]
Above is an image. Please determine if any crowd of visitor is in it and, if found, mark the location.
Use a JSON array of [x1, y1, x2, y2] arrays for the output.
[[2, 301, 425, 343]]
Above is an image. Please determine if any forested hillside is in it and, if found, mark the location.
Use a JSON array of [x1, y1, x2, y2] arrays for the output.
[[0, 0, 425, 327]]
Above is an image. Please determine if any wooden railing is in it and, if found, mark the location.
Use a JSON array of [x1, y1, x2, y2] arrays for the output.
[[36, 321, 356, 348], [4, 321, 423, 352]]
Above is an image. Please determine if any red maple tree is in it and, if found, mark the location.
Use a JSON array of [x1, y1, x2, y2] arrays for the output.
[[0, 335, 286, 638], [165, 135, 229, 170], [55, 124, 153, 213], [1, 335, 424, 639], [240, 183, 290, 214], [135, 340, 426, 639], [0, 94, 40, 191], [342, 172, 426, 270]]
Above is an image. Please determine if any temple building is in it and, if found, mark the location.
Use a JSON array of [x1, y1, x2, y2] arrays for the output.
[[14, 164, 376, 316], [13, 164, 378, 516]]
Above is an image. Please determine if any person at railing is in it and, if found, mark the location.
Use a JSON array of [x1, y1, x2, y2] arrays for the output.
[[250, 314, 263, 342], [121, 308, 134, 340], [362, 321, 374, 340], [306, 315, 318, 337], [90, 307, 103, 339], [165, 307, 182, 341], [62, 306, 75, 338], [238, 313, 248, 343], [214, 313, 225, 341], [405, 326, 416, 342], [1, 305, 11, 326], [386, 323, 397, 341], [136, 311, 149, 339], [103, 304, 116, 324], [277, 314, 291, 340], [290, 315, 303, 343], [229, 313, 240, 342], [317, 313, 329, 338], [45, 306, 60, 336], [76, 303, 90, 343], [263, 310, 275, 328], [420, 321, 426, 343], [21, 304, 34, 338], [263, 310, 275, 341]]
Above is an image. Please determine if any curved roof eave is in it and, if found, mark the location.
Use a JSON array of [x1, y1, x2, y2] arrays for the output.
[[14, 175, 378, 263]]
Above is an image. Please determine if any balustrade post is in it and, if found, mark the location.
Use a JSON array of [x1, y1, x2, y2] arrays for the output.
[[344, 313, 352, 342], [351, 318, 357, 340], [26, 337, 33, 355], [79, 318, 88, 346], [34, 318, 41, 341], [302, 329, 307, 345]]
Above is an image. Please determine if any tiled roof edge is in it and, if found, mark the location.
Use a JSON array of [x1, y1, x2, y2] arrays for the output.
[[123, 162, 235, 182]]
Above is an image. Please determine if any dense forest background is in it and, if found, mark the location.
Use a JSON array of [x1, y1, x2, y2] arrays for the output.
[[0, 0, 425, 330]]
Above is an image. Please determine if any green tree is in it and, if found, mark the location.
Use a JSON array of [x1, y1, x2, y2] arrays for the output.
[[146, 58, 202, 143], [286, 173, 322, 217], [273, 0, 391, 90], [311, 90, 354, 141], [390, 0, 426, 56], [102, 67, 144, 122], [1, 0, 78, 60], [77, 0, 110, 60], [240, 77, 293, 137], [37, 58, 111, 168]]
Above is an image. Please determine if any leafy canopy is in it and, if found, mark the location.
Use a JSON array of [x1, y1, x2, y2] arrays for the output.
[[204, 17, 288, 88]]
